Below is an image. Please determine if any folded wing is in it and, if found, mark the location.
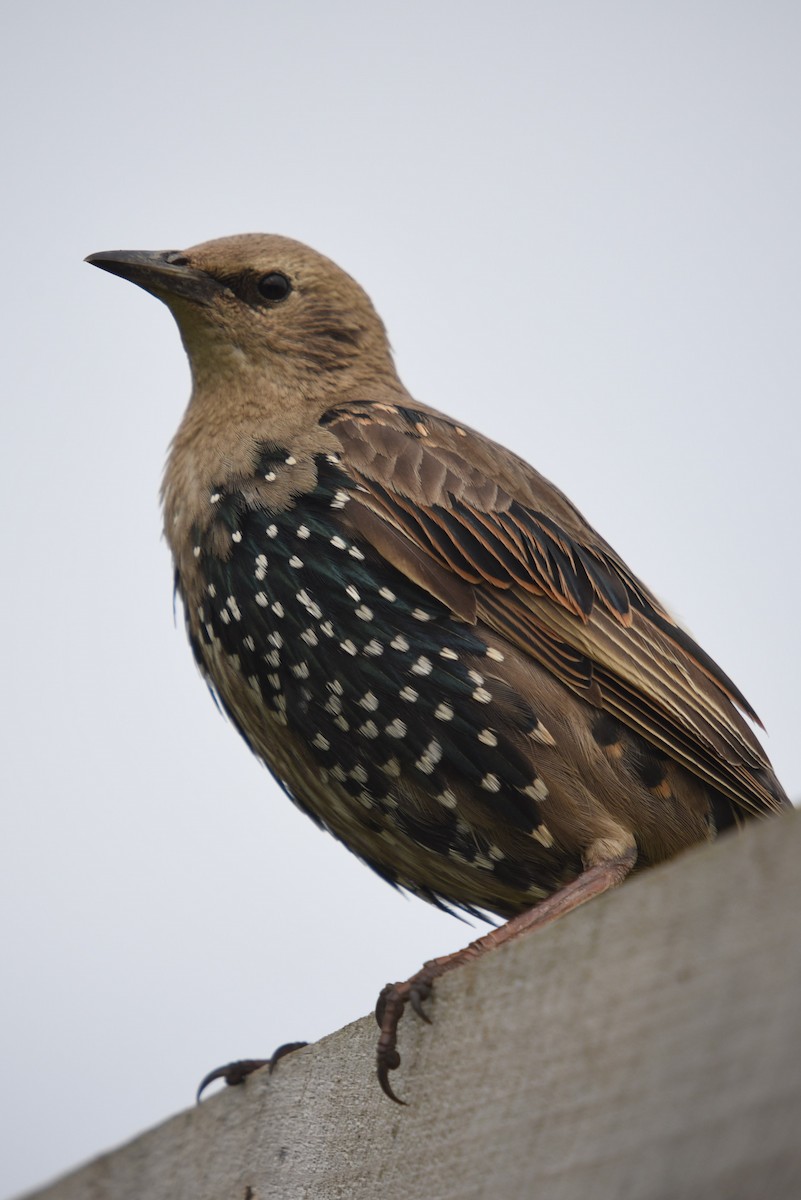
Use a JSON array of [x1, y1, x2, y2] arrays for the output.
[[325, 400, 787, 818]]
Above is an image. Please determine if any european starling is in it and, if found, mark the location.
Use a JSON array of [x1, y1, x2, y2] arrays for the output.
[[87, 235, 789, 1102]]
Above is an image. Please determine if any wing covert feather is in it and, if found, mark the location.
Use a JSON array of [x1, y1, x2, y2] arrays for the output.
[[325, 401, 783, 816]]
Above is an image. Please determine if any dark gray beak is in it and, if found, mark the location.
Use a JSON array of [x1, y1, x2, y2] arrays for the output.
[[85, 249, 223, 305]]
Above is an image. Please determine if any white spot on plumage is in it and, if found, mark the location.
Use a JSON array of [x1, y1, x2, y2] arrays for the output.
[[411, 607, 431, 621], [255, 553, 268, 580], [288, 555, 304, 569], [381, 757, 401, 778], [439, 647, 459, 661], [193, 545, 201, 558], [415, 740, 442, 774], [435, 702, 454, 721], [231, 531, 242, 543], [271, 601, 285, 617], [436, 788, 458, 809], [399, 685, 418, 703], [243, 635, 256, 651], [207, 583, 217, 598], [485, 647, 505, 662], [297, 524, 310, 540], [363, 638, 384, 656], [481, 773, 501, 792], [359, 692, 379, 712], [411, 655, 432, 676], [210, 492, 221, 504], [473, 687, 492, 703], [348, 546, 365, 560], [219, 609, 231, 625], [226, 596, 241, 620], [345, 584, 361, 602], [268, 631, 283, 648], [385, 718, 407, 739], [331, 489, 350, 509], [532, 823, 555, 848], [359, 719, 379, 739], [291, 662, 310, 679], [265, 649, 281, 668], [266, 524, 278, 538], [264, 471, 276, 482], [333, 715, 350, 732], [530, 723, 556, 747], [312, 733, 330, 751], [355, 604, 373, 621], [285, 455, 297, 466], [524, 779, 549, 801], [390, 634, 409, 652], [300, 627, 319, 647], [320, 621, 335, 638], [330, 535, 347, 550], [350, 764, 368, 784], [296, 589, 322, 619], [340, 638, 358, 656], [478, 728, 498, 747], [379, 587, 396, 602]]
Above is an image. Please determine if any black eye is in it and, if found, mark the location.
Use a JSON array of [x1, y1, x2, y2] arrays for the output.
[[256, 272, 292, 302]]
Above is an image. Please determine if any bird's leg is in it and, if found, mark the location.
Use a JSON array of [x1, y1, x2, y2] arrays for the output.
[[196, 1042, 309, 1102], [375, 844, 637, 1103]]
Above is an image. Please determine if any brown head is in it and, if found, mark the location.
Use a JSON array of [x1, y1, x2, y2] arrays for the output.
[[86, 233, 401, 405]]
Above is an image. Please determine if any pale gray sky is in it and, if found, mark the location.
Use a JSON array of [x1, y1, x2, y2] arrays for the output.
[[2, 2, 799, 1195]]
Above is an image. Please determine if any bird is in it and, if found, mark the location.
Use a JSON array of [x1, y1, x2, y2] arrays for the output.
[[87, 234, 789, 1102]]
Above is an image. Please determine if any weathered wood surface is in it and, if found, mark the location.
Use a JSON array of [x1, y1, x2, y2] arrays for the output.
[[28, 809, 801, 1200]]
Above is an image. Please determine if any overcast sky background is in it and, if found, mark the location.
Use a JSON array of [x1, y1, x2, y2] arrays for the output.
[[2, 3, 799, 1195]]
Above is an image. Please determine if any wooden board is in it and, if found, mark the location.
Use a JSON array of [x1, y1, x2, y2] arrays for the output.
[[30, 808, 801, 1200]]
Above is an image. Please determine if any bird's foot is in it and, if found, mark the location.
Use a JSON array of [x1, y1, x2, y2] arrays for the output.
[[196, 1042, 308, 1102], [375, 971, 436, 1104], [373, 845, 638, 1103]]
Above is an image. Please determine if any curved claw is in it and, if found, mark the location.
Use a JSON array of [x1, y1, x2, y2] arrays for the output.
[[268, 1041, 309, 1073], [409, 981, 432, 1023], [377, 1048, 407, 1105], [196, 1058, 270, 1102]]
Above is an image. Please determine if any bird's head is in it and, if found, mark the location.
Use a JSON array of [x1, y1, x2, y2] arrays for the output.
[[86, 233, 398, 402]]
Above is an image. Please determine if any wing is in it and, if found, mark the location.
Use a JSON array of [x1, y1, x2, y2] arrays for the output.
[[323, 399, 787, 818]]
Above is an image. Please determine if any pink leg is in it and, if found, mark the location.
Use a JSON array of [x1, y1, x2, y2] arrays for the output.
[[376, 848, 637, 1103]]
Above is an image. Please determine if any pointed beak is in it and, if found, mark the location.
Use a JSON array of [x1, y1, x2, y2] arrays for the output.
[[85, 249, 224, 305]]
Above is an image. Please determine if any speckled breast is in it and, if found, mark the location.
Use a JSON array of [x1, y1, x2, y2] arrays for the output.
[[178, 449, 578, 915]]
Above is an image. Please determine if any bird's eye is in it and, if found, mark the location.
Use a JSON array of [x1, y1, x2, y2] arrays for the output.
[[256, 272, 292, 302]]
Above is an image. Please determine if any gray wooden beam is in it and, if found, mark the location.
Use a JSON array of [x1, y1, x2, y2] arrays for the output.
[[28, 808, 801, 1200]]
